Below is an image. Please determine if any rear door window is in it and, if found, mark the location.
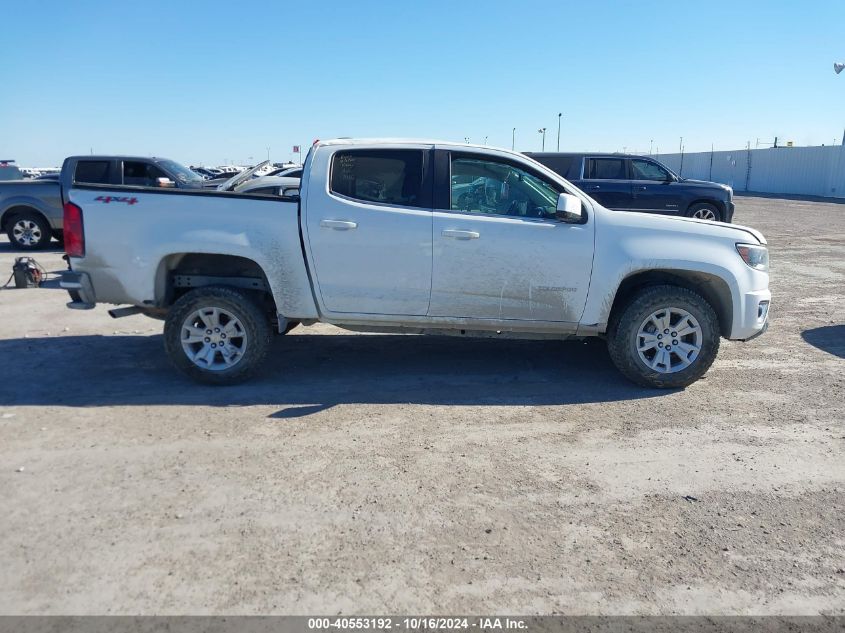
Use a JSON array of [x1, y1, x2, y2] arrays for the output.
[[532, 155, 576, 178], [74, 160, 111, 184], [330, 149, 429, 208], [585, 158, 626, 180]]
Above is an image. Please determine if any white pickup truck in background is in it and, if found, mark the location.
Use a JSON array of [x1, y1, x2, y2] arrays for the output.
[[60, 139, 771, 388]]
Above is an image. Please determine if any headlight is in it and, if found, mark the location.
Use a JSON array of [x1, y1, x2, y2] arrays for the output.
[[736, 243, 769, 272]]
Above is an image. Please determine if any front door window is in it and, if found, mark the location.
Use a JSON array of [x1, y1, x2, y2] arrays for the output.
[[450, 157, 559, 218], [631, 159, 670, 181]]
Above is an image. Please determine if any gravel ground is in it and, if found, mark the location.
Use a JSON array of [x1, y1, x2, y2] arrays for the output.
[[0, 196, 842, 615]]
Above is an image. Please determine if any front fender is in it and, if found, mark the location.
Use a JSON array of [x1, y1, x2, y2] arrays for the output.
[[581, 212, 768, 337]]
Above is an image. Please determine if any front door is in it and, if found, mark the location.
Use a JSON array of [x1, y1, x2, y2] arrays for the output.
[[429, 151, 594, 323], [629, 158, 684, 214], [304, 147, 433, 315]]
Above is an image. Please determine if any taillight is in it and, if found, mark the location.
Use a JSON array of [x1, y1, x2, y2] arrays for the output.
[[63, 201, 85, 258]]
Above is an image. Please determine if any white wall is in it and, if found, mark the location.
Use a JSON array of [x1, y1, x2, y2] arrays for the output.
[[654, 145, 845, 198]]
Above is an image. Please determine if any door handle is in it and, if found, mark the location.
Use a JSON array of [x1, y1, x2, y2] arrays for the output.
[[636, 185, 647, 191], [442, 229, 480, 240], [320, 219, 358, 230], [590, 185, 601, 190]]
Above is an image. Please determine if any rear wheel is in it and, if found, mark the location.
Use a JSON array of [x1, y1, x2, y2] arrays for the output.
[[164, 286, 272, 385], [607, 285, 720, 388], [6, 211, 51, 250], [685, 202, 721, 222]]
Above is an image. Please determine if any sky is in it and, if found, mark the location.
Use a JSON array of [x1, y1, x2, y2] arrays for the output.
[[3, 0, 845, 167]]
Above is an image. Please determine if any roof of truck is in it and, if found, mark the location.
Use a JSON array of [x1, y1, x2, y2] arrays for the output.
[[526, 151, 651, 160], [315, 137, 532, 158], [66, 155, 170, 161]]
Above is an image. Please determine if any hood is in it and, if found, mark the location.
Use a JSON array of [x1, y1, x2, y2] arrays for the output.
[[602, 206, 766, 245], [216, 160, 270, 192], [680, 178, 733, 194]]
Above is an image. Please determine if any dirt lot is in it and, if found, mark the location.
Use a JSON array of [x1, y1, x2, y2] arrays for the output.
[[0, 196, 842, 615]]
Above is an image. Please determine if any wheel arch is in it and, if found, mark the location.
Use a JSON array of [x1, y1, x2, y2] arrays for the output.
[[154, 252, 278, 314], [607, 269, 733, 338], [1, 204, 49, 232]]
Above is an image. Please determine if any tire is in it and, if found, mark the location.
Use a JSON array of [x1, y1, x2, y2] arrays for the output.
[[607, 284, 720, 389], [685, 202, 721, 222], [163, 286, 272, 385], [6, 211, 52, 250]]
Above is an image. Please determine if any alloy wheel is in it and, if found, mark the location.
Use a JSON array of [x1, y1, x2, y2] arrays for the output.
[[12, 219, 43, 246], [636, 307, 703, 373], [180, 307, 249, 371]]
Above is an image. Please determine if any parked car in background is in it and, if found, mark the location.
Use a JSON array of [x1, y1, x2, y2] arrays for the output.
[[265, 166, 303, 179], [1, 155, 205, 249], [60, 139, 770, 389], [526, 153, 734, 222], [190, 167, 216, 179], [0, 160, 22, 182], [234, 175, 300, 197]]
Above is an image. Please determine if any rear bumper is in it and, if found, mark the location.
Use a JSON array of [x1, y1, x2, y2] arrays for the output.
[[731, 288, 771, 341], [60, 270, 96, 309]]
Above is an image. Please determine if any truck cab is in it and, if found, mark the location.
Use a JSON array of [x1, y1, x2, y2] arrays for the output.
[[61, 156, 207, 191]]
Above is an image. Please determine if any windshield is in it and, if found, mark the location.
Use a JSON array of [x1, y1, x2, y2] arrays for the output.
[[156, 159, 205, 184]]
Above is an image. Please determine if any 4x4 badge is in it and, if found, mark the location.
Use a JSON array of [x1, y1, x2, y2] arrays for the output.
[[94, 195, 138, 205]]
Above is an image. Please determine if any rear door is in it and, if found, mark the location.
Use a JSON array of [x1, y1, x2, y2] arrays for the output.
[[579, 157, 633, 210], [303, 146, 434, 316]]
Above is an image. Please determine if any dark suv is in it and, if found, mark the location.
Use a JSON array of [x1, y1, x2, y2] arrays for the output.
[[525, 153, 734, 223]]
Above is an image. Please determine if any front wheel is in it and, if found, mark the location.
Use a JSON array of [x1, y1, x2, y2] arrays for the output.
[[164, 286, 272, 385], [685, 202, 721, 222], [607, 285, 720, 388]]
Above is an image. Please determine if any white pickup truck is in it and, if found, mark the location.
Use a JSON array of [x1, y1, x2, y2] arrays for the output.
[[60, 139, 771, 388]]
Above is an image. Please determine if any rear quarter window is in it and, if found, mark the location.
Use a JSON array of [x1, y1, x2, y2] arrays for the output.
[[532, 156, 577, 179], [74, 161, 111, 184]]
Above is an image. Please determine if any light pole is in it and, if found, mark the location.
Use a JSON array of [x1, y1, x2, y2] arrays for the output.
[[556, 113, 562, 151], [512, 127, 516, 151], [538, 127, 546, 151], [835, 62, 845, 144]]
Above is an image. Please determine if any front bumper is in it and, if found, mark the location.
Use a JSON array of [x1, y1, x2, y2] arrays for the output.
[[725, 200, 736, 223], [732, 288, 771, 341], [60, 270, 96, 310]]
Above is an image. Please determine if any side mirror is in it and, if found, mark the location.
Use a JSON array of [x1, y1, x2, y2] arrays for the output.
[[555, 192, 583, 223], [156, 177, 176, 188]]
